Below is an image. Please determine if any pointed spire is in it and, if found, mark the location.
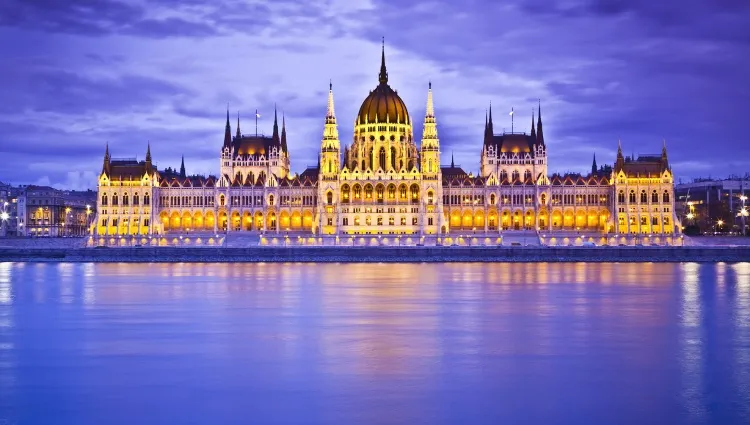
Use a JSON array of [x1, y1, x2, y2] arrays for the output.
[[425, 81, 434, 117], [615, 139, 625, 171], [592, 153, 597, 174], [530, 109, 536, 140], [236, 111, 241, 138], [145, 142, 151, 162], [223, 108, 232, 148], [661, 139, 669, 168], [179, 155, 186, 178], [451, 151, 455, 168], [378, 37, 388, 85], [536, 99, 544, 145], [281, 112, 288, 152], [102, 142, 111, 174], [272, 105, 279, 143], [326, 80, 336, 122]]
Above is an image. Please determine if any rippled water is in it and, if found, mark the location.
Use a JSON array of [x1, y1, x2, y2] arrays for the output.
[[1, 262, 750, 425]]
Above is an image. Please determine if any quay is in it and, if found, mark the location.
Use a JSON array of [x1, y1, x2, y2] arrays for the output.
[[1, 245, 748, 263]]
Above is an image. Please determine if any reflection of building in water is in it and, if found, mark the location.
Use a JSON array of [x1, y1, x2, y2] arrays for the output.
[[92, 42, 678, 241]]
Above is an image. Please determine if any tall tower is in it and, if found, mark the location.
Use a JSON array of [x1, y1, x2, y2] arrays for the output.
[[420, 82, 440, 178], [320, 81, 340, 177], [317, 81, 341, 235]]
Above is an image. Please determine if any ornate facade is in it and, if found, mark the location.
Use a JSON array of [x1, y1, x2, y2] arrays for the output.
[[93, 43, 679, 246]]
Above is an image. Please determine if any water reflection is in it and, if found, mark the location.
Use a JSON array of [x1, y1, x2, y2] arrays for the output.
[[0, 262, 749, 424]]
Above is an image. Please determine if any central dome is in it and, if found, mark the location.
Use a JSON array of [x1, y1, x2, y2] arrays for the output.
[[356, 43, 410, 126]]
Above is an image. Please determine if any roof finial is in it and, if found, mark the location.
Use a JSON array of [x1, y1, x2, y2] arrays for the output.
[[379, 37, 388, 84]]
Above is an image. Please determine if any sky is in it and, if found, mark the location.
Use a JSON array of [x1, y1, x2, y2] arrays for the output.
[[0, 0, 748, 190]]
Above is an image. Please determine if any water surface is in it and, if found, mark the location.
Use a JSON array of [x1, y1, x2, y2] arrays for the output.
[[1, 262, 749, 425]]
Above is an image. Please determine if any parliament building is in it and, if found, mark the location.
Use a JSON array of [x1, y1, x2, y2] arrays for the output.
[[93, 44, 679, 246]]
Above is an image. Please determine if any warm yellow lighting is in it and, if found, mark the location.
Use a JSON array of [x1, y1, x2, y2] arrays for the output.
[[687, 213, 694, 220]]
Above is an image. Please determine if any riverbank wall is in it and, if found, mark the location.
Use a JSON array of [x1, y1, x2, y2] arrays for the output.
[[1, 246, 748, 263]]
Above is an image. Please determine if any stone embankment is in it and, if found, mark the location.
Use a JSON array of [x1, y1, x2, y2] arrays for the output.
[[1, 246, 749, 263]]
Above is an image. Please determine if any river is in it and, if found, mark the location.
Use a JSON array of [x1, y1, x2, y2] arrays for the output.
[[1, 262, 749, 424]]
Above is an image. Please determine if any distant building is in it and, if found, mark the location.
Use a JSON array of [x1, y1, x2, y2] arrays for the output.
[[675, 177, 750, 234], [16, 185, 96, 237]]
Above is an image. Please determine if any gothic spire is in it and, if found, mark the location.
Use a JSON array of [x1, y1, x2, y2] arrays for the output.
[[488, 102, 494, 134], [102, 142, 110, 174], [223, 108, 232, 149], [179, 155, 186, 178], [536, 100, 545, 145], [281, 112, 288, 152], [662, 139, 669, 169], [421, 81, 438, 146], [615, 139, 625, 171], [322, 81, 339, 145], [236, 111, 241, 139], [272, 105, 279, 144], [530, 109, 536, 140], [451, 151, 455, 168], [378, 37, 388, 85], [592, 153, 597, 174]]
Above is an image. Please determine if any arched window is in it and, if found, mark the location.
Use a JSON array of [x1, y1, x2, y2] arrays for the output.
[[541, 194, 546, 205], [524, 170, 532, 181], [112, 194, 119, 206], [133, 194, 140, 206], [219, 195, 225, 206], [427, 159, 433, 173], [391, 147, 397, 169], [101, 194, 108, 206], [361, 160, 366, 171], [399, 185, 407, 199], [618, 191, 625, 203], [652, 190, 659, 203], [490, 194, 496, 204], [268, 195, 274, 206], [663, 191, 670, 203], [122, 194, 129, 206], [629, 191, 636, 203], [341, 184, 350, 203], [144, 193, 150, 205], [353, 184, 361, 199], [327, 191, 333, 204], [364, 184, 373, 200], [500, 170, 508, 181], [512, 170, 520, 182], [427, 191, 434, 204], [410, 184, 419, 201], [376, 185, 384, 201], [640, 190, 647, 203], [387, 184, 396, 199]]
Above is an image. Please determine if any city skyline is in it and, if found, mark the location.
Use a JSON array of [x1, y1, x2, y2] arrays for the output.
[[1, 0, 749, 190]]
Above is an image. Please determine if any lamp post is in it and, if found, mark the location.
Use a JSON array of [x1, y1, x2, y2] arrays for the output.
[[740, 195, 748, 236]]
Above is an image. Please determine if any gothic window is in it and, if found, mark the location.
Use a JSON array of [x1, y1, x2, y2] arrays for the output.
[[366, 216, 372, 225], [399, 185, 407, 199], [361, 160, 366, 170], [412, 217, 418, 225], [663, 191, 670, 203], [400, 217, 406, 225], [376, 185, 384, 201], [500, 170, 508, 181], [652, 190, 659, 203], [343, 218, 349, 226], [410, 184, 419, 202], [269, 195, 274, 206], [112, 194, 119, 206], [101, 194, 108, 206], [354, 216, 360, 225], [524, 170, 532, 181], [377, 217, 383, 226], [327, 192, 333, 204], [512, 171, 520, 182], [133, 194, 140, 206], [388, 184, 396, 199], [490, 194, 496, 204], [219, 195, 225, 206], [640, 190, 647, 203], [364, 184, 373, 200], [629, 191, 636, 203], [427, 191, 434, 204], [341, 185, 350, 203], [354, 184, 362, 199], [618, 191, 625, 203], [652, 217, 658, 225], [391, 147, 397, 169], [379, 147, 386, 170]]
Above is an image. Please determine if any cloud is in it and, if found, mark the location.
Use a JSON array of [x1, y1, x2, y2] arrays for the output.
[[0, 0, 748, 188]]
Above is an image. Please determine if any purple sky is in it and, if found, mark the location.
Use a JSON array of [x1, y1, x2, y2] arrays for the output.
[[1, 0, 749, 190]]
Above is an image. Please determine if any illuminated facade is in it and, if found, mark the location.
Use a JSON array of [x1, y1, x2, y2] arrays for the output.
[[93, 44, 678, 244]]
